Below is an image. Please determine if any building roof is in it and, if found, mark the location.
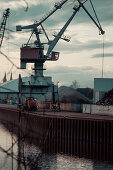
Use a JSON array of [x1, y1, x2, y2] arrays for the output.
[[0, 75, 52, 93], [0, 77, 28, 93]]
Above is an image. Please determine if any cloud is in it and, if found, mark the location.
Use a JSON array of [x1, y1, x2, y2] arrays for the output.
[[45, 65, 101, 87], [76, 0, 113, 25], [0, 0, 53, 10], [47, 0, 113, 26], [44, 65, 113, 88], [1, 0, 113, 26], [93, 53, 113, 58], [14, 20, 33, 26], [0, 0, 113, 88], [55, 40, 113, 53], [81, 40, 113, 51]]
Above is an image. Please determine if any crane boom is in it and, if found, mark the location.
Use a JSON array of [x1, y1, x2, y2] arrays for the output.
[[77, 0, 105, 35], [16, 0, 68, 31], [16, 0, 105, 72], [0, 8, 10, 48], [46, 6, 80, 57]]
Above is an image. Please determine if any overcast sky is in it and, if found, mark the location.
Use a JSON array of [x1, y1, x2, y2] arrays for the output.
[[0, 0, 113, 87]]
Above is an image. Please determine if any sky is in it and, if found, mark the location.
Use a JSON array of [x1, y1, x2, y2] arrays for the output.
[[0, 0, 113, 88]]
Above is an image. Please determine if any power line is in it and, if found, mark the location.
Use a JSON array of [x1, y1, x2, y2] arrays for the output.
[[0, 50, 19, 69], [0, 50, 33, 75]]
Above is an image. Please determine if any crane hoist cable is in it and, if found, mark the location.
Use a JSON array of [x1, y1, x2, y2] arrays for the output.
[[102, 34, 105, 78], [88, 0, 105, 77], [77, 0, 104, 35], [89, 0, 101, 26], [89, 0, 103, 34]]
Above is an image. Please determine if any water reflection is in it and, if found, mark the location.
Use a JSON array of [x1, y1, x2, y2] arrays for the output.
[[0, 120, 113, 170]]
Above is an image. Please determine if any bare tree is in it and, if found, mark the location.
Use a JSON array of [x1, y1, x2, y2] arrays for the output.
[[70, 80, 80, 89]]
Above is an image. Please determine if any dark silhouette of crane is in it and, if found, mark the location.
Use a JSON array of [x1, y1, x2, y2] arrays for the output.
[[16, 0, 104, 72], [16, 0, 105, 106], [0, 8, 10, 48]]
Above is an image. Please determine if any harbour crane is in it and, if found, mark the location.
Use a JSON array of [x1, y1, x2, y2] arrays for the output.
[[16, 0, 104, 72], [0, 8, 10, 48], [16, 0, 105, 105]]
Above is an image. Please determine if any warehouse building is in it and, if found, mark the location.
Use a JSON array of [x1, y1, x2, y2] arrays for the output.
[[0, 75, 55, 104]]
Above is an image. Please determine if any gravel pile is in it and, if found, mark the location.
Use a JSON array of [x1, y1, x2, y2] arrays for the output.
[[97, 89, 113, 105]]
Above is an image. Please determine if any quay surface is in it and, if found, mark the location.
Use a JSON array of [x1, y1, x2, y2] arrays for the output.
[[0, 104, 113, 122]]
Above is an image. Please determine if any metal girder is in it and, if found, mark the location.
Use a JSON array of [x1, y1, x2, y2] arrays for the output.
[[0, 8, 10, 48]]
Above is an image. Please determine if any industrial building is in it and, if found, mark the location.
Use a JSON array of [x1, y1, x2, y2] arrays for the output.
[[0, 75, 57, 104], [93, 78, 113, 103]]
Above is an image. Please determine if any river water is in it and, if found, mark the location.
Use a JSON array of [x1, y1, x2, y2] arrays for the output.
[[0, 121, 113, 170]]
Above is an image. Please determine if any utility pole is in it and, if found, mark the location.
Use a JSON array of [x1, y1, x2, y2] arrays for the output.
[[18, 74, 22, 122]]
